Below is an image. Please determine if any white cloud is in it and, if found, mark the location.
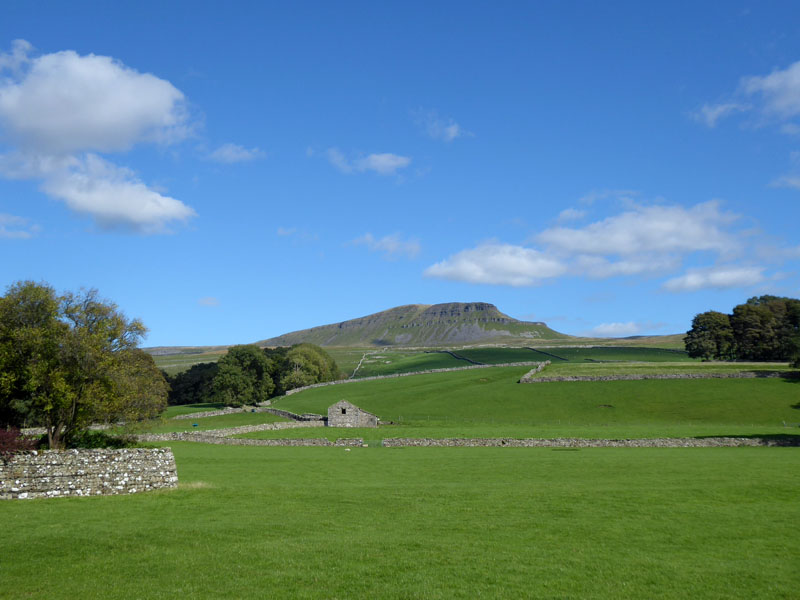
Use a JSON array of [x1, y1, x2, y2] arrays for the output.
[[583, 322, 643, 337], [0, 41, 195, 233], [208, 143, 264, 164], [692, 102, 749, 127], [198, 297, 220, 307], [326, 148, 411, 176], [0, 43, 188, 154], [0, 212, 40, 239], [354, 153, 411, 175], [414, 109, 471, 142], [556, 207, 586, 222], [662, 266, 766, 292], [741, 61, 800, 119], [770, 175, 800, 189], [277, 227, 296, 236], [424, 243, 566, 286], [351, 233, 420, 260], [40, 154, 195, 233], [536, 201, 738, 257]]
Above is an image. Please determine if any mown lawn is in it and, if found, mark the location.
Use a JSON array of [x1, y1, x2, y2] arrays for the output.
[[2, 443, 798, 598]]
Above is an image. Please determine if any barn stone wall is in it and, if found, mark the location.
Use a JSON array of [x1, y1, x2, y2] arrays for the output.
[[327, 401, 378, 428], [0, 448, 178, 500]]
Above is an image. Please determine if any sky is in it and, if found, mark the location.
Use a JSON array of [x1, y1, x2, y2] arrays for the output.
[[1, 1, 799, 347]]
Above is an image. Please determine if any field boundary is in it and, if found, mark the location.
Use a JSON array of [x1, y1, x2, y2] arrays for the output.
[[382, 437, 800, 447], [519, 370, 800, 383]]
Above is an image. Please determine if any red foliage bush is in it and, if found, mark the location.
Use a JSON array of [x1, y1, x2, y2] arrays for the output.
[[0, 428, 40, 460]]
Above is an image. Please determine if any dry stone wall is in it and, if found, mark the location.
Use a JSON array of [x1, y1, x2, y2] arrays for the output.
[[136, 432, 363, 447], [382, 437, 800, 448], [1, 448, 178, 500], [520, 371, 800, 383]]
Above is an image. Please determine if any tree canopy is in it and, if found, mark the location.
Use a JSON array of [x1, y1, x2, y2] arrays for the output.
[[0, 281, 167, 448], [685, 296, 800, 364]]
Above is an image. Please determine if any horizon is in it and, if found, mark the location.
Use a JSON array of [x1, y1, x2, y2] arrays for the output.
[[2, 1, 799, 347]]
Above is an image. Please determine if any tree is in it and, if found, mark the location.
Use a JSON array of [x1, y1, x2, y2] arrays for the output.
[[280, 343, 341, 391], [684, 311, 734, 360], [166, 361, 219, 405], [211, 345, 274, 406], [0, 281, 167, 448]]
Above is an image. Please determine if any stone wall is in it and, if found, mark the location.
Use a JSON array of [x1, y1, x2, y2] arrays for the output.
[[0, 448, 178, 500], [382, 437, 799, 448], [519, 371, 800, 383], [172, 406, 276, 420], [517, 361, 551, 382], [136, 432, 363, 447]]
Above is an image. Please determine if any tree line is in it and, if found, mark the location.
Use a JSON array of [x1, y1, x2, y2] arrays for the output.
[[165, 343, 342, 406], [0, 281, 342, 449], [684, 295, 800, 365]]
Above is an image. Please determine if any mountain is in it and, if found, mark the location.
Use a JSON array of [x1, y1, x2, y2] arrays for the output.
[[257, 302, 569, 347]]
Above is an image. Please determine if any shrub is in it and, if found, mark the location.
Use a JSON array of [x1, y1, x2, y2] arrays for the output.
[[65, 430, 139, 449], [0, 427, 40, 460]]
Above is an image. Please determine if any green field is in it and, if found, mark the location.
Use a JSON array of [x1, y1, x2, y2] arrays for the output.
[[2, 443, 798, 598], [262, 366, 800, 440], [152, 351, 225, 375], [137, 410, 290, 434]]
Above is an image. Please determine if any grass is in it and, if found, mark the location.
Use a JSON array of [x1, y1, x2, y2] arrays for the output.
[[153, 351, 225, 375], [162, 403, 229, 418], [353, 350, 466, 377], [532, 361, 794, 378], [1, 443, 798, 598], [137, 411, 290, 434], [263, 365, 800, 440]]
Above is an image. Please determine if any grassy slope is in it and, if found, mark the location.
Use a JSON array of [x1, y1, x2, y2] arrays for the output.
[[153, 351, 225, 375], [2, 443, 798, 599], [139, 411, 290, 434], [261, 365, 800, 439]]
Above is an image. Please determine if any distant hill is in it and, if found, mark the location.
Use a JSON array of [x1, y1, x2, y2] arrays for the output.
[[257, 302, 569, 347]]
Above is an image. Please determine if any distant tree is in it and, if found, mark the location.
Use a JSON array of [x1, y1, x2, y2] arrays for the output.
[[684, 311, 734, 360], [0, 281, 167, 448], [685, 295, 800, 364], [279, 343, 342, 392], [211, 345, 274, 406], [166, 362, 219, 405]]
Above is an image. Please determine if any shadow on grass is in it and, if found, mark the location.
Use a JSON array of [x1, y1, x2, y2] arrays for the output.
[[693, 433, 800, 446]]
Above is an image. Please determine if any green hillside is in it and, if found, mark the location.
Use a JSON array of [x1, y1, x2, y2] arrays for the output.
[[258, 302, 568, 347]]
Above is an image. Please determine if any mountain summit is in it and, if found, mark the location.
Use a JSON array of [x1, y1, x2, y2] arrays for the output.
[[258, 302, 567, 347]]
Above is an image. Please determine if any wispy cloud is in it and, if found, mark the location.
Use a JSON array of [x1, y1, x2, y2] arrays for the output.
[[662, 266, 766, 292], [326, 148, 411, 176], [0, 40, 195, 233], [208, 143, 265, 164], [0, 212, 40, 239], [413, 109, 472, 142], [198, 296, 220, 307], [692, 103, 749, 127], [556, 207, 586, 222], [582, 322, 644, 337], [351, 232, 420, 260]]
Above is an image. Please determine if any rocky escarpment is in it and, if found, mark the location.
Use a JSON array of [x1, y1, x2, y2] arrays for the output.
[[258, 302, 565, 347]]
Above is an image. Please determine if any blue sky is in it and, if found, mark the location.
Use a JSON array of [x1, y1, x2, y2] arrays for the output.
[[1, 1, 799, 347]]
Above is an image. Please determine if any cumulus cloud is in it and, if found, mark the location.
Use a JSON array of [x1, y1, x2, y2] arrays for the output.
[[536, 201, 738, 257], [326, 148, 411, 175], [424, 244, 566, 286], [0, 41, 195, 233], [40, 154, 195, 233], [208, 143, 265, 164], [425, 200, 784, 291], [662, 266, 766, 292], [351, 233, 421, 260], [0, 213, 40, 239], [414, 109, 471, 142]]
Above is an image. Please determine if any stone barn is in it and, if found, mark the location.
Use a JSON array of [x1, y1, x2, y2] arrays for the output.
[[327, 400, 378, 428]]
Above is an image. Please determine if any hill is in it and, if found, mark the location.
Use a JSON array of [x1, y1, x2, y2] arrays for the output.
[[257, 302, 569, 347]]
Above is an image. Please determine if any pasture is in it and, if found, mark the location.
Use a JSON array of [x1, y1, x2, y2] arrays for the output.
[[2, 443, 798, 598]]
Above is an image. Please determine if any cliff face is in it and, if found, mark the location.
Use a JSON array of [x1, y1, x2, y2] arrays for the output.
[[258, 302, 564, 347]]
